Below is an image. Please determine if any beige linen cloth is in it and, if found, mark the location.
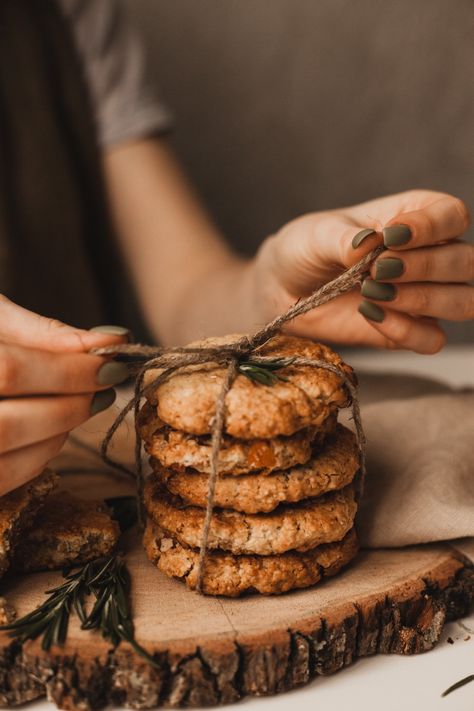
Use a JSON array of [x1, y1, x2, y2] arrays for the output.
[[342, 372, 474, 561]]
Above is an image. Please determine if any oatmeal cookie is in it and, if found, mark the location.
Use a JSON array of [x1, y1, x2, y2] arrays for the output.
[[150, 424, 359, 513], [0, 469, 58, 579], [13, 492, 120, 573], [139, 402, 337, 476], [143, 521, 358, 596], [144, 478, 357, 555], [144, 334, 354, 439]]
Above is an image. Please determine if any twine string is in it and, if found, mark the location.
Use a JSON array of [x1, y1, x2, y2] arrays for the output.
[[93, 244, 383, 593]]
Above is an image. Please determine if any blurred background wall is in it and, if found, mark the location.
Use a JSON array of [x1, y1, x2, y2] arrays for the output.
[[126, 0, 474, 342]]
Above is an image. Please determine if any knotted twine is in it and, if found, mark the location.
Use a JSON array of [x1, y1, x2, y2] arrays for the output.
[[93, 244, 384, 593]]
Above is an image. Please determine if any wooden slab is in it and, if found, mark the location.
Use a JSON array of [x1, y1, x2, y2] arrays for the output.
[[1, 524, 473, 709], [0, 402, 473, 710]]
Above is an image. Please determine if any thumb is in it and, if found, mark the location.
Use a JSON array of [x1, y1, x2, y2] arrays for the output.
[[268, 213, 382, 297], [0, 294, 129, 353]]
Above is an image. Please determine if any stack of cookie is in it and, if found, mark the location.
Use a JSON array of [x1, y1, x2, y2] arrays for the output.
[[140, 335, 361, 597]]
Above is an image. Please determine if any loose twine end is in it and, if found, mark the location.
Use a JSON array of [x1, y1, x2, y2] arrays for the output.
[[93, 244, 383, 594]]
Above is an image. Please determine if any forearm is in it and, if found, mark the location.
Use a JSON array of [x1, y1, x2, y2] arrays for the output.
[[104, 138, 272, 344]]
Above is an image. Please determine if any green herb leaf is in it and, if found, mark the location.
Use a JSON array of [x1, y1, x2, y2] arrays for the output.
[[238, 358, 294, 386]]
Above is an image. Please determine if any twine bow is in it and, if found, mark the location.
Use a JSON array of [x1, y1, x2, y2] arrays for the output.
[[93, 245, 383, 593]]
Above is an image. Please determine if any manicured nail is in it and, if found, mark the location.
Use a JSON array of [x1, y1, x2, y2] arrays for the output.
[[361, 278, 396, 302], [90, 325, 130, 337], [97, 361, 129, 386], [352, 228, 377, 249], [358, 300, 385, 323], [382, 224, 411, 247], [90, 388, 116, 416], [374, 257, 404, 281]]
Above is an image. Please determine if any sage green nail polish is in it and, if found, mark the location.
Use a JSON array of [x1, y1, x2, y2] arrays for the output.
[[382, 224, 411, 247], [352, 228, 376, 249], [91, 388, 116, 416], [358, 300, 385, 323], [90, 325, 130, 337], [361, 278, 396, 302], [97, 361, 129, 386], [375, 258, 404, 281]]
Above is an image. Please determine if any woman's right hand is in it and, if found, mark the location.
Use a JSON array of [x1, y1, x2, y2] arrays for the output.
[[0, 295, 130, 497]]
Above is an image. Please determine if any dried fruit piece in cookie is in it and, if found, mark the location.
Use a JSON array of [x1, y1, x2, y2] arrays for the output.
[[144, 478, 357, 555], [143, 521, 359, 597], [144, 334, 354, 439]]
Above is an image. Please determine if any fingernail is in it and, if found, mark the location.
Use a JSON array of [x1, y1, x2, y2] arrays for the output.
[[374, 257, 404, 281], [97, 361, 129, 386], [358, 300, 385, 323], [352, 228, 377, 249], [361, 278, 396, 302], [90, 325, 130, 337], [90, 388, 116, 416], [382, 224, 411, 247]]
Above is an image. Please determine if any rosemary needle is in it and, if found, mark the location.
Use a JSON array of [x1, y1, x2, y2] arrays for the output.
[[238, 357, 294, 386], [442, 674, 474, 697]]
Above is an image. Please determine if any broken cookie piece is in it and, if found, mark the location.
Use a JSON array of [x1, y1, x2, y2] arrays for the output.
[[13, 492, 120, 573], [0, 469, 58, 579]]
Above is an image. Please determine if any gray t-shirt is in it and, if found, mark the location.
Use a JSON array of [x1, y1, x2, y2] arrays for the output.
[[58, 0, 171, 146]]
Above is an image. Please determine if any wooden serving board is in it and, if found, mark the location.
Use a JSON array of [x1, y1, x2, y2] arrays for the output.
[[0, 401, 473, 710]]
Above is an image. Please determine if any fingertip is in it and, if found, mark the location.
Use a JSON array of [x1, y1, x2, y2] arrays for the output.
[[342, 228, 382, 267]]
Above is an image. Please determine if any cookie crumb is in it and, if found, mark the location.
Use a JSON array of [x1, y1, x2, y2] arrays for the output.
[[447, 637, 454, 645]]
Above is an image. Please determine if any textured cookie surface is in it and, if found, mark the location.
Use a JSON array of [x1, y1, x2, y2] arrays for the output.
[[145, 334, 354, 439], [13, 492, 120, 573], [0, 469, 58, 579], [139, 402, 337, 476], [150, 424, 359, 514], [144, 521, 359, 597], [144, 478, 357, 555]]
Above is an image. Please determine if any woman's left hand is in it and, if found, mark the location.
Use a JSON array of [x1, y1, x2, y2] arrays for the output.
[[254, 189, 472, 353]]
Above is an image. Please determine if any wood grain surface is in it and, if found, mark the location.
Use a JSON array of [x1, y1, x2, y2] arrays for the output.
[[0, 398, 472, 710]]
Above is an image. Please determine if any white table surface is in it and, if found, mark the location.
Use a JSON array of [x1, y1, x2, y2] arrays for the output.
[[30, 346, 474, 711]]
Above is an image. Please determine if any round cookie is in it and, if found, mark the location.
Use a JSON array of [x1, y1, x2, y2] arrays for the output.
[[144, 478, 357, 555], [143, 522, 359, 597], [138, 402, 337, 476], [149, 424, 359, 513], [144, 334, 354, 439]]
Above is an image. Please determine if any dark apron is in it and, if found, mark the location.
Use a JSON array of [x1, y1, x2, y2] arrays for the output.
[[0, 0, 143, 333]]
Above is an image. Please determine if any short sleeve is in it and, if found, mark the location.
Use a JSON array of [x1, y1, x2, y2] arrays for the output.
[[59, 0, 172, 146]]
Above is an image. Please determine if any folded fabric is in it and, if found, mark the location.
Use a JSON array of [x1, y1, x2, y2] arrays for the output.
[[355, 389, 474, 548]]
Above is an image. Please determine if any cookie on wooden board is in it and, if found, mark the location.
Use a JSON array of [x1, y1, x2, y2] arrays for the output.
[[12, 492, 120, 573], [139, 402, 337, 476], [144, 521, 359, 597], [144, 478, 357, 555], [149, 424, 359, 514], [144, 334, 354, 439], [0, 469, 58, 579]]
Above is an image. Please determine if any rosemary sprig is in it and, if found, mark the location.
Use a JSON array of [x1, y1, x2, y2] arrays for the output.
[[0, 564, 90, 651], [0, 556, 157, 667], [442, 673, 474, 697], [238, 357, 295, 385]]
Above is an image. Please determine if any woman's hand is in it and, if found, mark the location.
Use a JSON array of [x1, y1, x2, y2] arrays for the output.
[[0, 295, 129, 496], [254, 190, 472, 353]]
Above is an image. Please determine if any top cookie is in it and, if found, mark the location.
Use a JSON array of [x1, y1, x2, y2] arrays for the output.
[[145, 335, 354, 439]]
